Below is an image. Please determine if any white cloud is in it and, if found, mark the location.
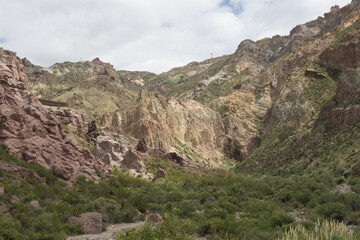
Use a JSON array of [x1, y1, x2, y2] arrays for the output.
[[0, 0, 351, 73]]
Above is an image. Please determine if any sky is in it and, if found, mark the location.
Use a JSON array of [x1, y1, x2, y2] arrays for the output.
[[0, 0, 351, 73]]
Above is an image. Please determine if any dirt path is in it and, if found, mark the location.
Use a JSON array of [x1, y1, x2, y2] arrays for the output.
[[67, 221, 145, 240]]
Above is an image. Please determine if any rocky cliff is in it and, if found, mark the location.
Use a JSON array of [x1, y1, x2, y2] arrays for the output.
[[0, 48, 108, 181]]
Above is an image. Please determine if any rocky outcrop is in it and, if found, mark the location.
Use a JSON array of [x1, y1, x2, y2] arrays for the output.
[[0, 48, 106, 181], [111, 91, 174, 152], [92, 134, 127, 167], [109, 92, 226, 166], [121, 149, 146, 173], [52, 109, 94, 135], [68, 212, 102, 234]]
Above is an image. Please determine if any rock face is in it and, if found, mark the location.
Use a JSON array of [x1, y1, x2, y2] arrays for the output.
[[0, 49, 105, 181], [320, 26, 360, 130], [109, 92, 226, 166], [68, 212, 102, 234], [111, 91, 175, 152]]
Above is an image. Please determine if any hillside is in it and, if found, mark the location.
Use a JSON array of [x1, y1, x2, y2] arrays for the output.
[[25, 58, 155, 118]]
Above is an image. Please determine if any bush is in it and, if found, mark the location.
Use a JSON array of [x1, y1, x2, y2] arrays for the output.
[[270, 212, 295, 228]]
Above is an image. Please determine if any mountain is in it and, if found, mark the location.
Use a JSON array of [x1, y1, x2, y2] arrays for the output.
[[25, 58, 155, 118], [0, 1, 360, 239], [98, 0, 360, 171]]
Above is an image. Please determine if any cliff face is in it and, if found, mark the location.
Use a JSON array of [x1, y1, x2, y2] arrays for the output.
[[320, 23, 360, 130], [0, 49, 107, 181], [109, 92, 225, 166]]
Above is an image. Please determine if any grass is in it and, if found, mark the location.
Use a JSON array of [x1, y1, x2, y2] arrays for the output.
[[335, 18, 360, 44], [147, 55, 233, 100], [279, 220, 354, 240], [303, 60, 337, 112]]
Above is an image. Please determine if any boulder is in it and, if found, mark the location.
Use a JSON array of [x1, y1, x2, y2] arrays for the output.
[[121, 150, 146, 173], [153, 168, 165, 181], [135, 138, 148, 153], [147, 213, 163, 223], [0, 186, 4, 195], [30, 200, 40, 208], [68, 212, 102, 234], [86, 120, 100, 145], [155, 168, 165, 178]]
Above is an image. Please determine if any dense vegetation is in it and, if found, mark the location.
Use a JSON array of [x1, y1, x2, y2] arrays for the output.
[[0, 146, 359, 240]]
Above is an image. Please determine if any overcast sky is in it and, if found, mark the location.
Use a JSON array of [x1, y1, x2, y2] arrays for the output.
[[0, 0, 350, 73]]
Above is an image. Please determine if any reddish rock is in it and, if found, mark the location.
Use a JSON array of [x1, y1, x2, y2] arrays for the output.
[[68, 212, 102, 234], [0, 48, 107, 181], [147, 213, 163, 223]]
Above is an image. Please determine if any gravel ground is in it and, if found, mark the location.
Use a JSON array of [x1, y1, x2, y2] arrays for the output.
[[67, 221, 145, 240]]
